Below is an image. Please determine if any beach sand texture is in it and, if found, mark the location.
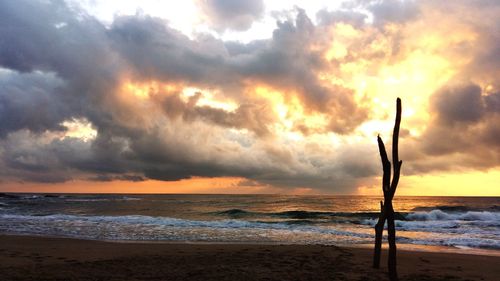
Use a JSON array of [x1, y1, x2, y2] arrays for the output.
[[1, 235, 498, 281]]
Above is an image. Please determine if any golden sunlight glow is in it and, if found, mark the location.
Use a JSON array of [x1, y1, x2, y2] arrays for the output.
[[358, 169, 500, 197], [125, 82, 150, 98], [61, 118, 97, 142], [181, 87, 238, 112], [319, 20, 477, 138], [101, 15, 487, 196], [0, 177, 278, 194], [122, 80, 182, 99], [324, 23, 359, 61], [122, 80, 238, 112], [356, 51, 455, 136], [1, 2, 498, 198], [253, 86, 328, 136]]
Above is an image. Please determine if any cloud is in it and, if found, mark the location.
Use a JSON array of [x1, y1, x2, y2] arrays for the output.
[[341, 0, 420, 26], [0, 0, 498, 193], [158, 92, 276, 137], [397, 1, 500, 175], [405, 82, 500, 174], [431, 83, 484, 125], [196, 0, 265, 32], [366, 0, 420, 25], [0, 130, 88, 183], [108, 9, 368, 132], [316, 9, 367, 28], [0, 70, 68, 136]]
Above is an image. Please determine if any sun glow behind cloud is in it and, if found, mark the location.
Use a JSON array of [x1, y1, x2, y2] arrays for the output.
[[114, 2, 481, 146], [319, 19, 478, 139], [0, 0, 498, 195], [61, 118, 97, 142]]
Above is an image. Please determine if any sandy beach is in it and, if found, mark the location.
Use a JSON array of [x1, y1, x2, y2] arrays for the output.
[[0, 235, 498, 281]]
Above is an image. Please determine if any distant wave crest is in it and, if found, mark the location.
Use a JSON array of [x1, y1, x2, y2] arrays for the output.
[[406, 209, 500, 222], [412, 205, 500, 212], [217, 209, 383, 219]]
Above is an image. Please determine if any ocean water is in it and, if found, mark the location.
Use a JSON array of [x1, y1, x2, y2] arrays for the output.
[[0, 194, 499, 255]]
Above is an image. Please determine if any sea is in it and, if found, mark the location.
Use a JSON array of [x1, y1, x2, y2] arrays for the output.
[[0, 194, 499, 256]]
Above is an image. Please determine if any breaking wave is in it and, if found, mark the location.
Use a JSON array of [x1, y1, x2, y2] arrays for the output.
[[1, 195, 498, 252]]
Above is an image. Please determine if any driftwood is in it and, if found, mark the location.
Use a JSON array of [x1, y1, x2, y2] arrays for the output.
[[372, 200, 384, 268], [372, 98, 402, 281]]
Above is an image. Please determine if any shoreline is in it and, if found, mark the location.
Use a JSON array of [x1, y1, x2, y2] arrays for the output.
[[3, 232, 500, 257], [1, 234, 499, 280]]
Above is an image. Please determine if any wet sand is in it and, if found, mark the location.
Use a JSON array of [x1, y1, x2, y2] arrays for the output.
[[0, 234, 498, 280]]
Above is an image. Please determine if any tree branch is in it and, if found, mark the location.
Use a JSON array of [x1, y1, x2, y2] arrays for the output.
[[377, 135, 391, 193]]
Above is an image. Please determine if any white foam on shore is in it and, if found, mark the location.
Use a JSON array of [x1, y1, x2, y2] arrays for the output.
[[0, 213, 372, 240], [406, 210, 500, 221], [0, 212, 499, 250]]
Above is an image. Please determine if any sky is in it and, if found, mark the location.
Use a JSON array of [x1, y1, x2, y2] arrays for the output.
[[0, 0, 499, 196]]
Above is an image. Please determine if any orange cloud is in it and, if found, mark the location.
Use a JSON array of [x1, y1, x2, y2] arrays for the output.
[[0, 177, 275, 194]]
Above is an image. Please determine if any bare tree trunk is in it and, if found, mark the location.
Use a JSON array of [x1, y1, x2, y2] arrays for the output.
[[386, 201, 398, 281], [373, 98, 402, 281], [387, 98, 402, 281], [372, 200, 385, 268], [373, 133, 391, 269]]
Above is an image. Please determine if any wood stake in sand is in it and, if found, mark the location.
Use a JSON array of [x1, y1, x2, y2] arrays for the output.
[[373, 98, 402, 281]]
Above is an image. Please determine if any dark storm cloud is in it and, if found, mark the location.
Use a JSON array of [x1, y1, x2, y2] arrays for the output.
[[0, 130, 85, 183], [0, 0, 415, 190], [0, 0, 131, 183], [0, 0, 124, 136], [408, 83, 500, 173], [108, 15, 232, 85], [88, 174, 145, 182], [0, 71, 68, 136], [196, 0, 264, 31], [0, 0, 138, 184], [1, 0, 497, 193], [432, 83, 484, 125], [485, 93, 500, 113], [0, 0, 112, 78]]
